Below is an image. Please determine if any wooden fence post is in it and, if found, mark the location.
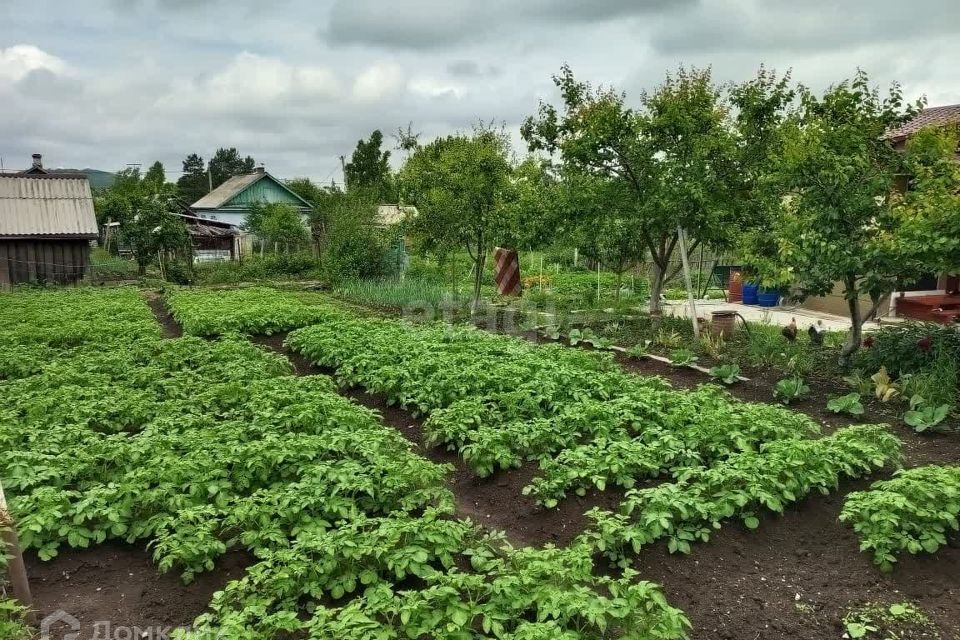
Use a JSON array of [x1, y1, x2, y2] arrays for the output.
[[0, 479, 36, 624]]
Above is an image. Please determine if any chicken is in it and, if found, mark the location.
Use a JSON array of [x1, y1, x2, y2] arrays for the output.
[[781, 317, 798, 342], [808, 320, 826, 346]]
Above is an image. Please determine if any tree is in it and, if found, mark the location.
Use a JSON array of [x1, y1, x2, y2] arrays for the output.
[[117, 194, 189, 276], [177, 153, 208, 203], [393, 122, 422, 159], [523, 65, 741, 313], [247, 203, 309, 252], [742, 71, 929, 365], [143, 161, 166, 191], [345, 130, 393, 202], [401, 127, 513, 312], [209, 148, 255, 189]]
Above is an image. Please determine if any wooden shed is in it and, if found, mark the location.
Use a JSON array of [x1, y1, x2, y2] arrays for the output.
[[0, 175, 99, 287]]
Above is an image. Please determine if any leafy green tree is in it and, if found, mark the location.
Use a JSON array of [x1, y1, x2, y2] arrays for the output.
[[523, 66, 741, 313], [497, 157, 562, 251], [322, 193, 385, 281], [209, 147, 255, 189], [345, 130, 394, 202], [743, 72, 930, 365], [400, 127, 513, 312], [259, 203, 310, 252], [393, 122, 422, 159], [117, 195, 190, 276], [177, 153, 208, 203], [143, 161, 166, 191]]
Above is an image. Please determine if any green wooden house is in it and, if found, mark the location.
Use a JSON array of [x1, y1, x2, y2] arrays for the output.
[[190, 167, 313, 228]]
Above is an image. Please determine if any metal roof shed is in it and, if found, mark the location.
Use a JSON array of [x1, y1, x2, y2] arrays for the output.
[[0, 175, 99, 286]]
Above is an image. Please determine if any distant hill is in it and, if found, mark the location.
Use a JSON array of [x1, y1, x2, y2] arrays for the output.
[[52, 168, 117, 189]]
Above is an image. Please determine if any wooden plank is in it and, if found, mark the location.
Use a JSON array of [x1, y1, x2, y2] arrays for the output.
[[0, 243, 9, 289]]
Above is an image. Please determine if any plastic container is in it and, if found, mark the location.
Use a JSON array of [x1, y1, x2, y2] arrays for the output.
[[742, 283, 760, 305], [757, 289, 780, 307]]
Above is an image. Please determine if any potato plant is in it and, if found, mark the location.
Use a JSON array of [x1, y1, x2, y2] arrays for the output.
[[3, 288, 689, 638], [840, 465, 960, 572], [580, 426, 901, 566], [289, 312, 828, 507], [165, 286, 333, 336]]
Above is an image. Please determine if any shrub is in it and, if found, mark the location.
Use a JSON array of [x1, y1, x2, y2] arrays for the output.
[[193, 252, 320, 285], [856, 321, 960, 379]]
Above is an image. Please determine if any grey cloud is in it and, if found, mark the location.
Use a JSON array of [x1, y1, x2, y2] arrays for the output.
[[325, 0, 699, 50], [16, 69, 84, 100], [651, 0, 960, 55], [447, 60, 501, 78]]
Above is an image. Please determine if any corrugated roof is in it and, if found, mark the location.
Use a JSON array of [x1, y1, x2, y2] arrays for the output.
[[190, 170, 312, 209], [0, 176, 98, 239], [191, 173, 264, 209], [886, 104, 960, 141]]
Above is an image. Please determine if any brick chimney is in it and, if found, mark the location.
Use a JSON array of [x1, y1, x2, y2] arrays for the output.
[[31, 153, 42, 169]]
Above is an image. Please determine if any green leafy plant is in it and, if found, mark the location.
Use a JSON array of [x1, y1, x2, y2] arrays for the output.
[[842, 601, 936, 640], [627, 340, 652, 359], [841, 465, 960, 572], [538, 324, 562, 340], [655, 328, 683, 349], [903, 395, 951, 433], [669, 348, 698, 367], [827, 392, 865, 416], [871, 367, 900, 403], [708, 363, 740, 385], [774, 376, 810, 404]]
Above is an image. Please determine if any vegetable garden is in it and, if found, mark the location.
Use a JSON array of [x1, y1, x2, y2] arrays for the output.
[[2, 286, 958, 639]]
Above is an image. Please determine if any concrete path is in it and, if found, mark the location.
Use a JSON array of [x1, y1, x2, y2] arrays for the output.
[[662, 299, 861, 332]]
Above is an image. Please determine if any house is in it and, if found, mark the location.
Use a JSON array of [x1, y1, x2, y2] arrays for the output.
[[175, 211, 241, 262], [798, 104, 960, 322], [0, 174, 98, 287], [190, 167, 313, 228]]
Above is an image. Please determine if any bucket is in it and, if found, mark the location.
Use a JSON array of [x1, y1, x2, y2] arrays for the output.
[[757, 289, 780, 307], [742, 283, 760, 305], [727, 270, 743, 303], [711, 311, 737, 339]]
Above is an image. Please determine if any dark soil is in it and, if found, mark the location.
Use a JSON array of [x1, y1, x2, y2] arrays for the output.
[[251, 332, 619, 548], [632, 479, 960, 640], [25, 543, 250, 639], [144, 293, 182, 338]]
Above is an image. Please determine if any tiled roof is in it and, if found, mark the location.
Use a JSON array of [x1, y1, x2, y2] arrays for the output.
[[886, 104, 960, 141], [0, 175, 98, 239]]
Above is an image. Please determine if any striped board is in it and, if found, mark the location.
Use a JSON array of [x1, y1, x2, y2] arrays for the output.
[[493, 247, 521, 296]]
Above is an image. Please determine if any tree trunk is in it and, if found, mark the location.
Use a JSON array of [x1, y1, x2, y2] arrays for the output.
[[615, 271, 623, 303], [137, 260, 147, 277], [649, 261, 666, 314], [839, 275, 862, 368]]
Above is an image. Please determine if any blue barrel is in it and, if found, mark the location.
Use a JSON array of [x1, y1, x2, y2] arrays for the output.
[[742, 283, 760, 305], [757, 289, 780, 307]]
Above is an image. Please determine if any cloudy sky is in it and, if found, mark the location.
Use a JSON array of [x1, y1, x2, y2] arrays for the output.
[[1, 0, 958, 184]]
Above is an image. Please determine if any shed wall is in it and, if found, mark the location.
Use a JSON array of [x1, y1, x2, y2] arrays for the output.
[[0, 239, 91, 287]]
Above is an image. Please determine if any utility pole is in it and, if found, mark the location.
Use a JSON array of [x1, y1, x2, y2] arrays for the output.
[[339, 155, 346, 192], [1, 479, 36, 624], [207, 169, 213, 194]]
